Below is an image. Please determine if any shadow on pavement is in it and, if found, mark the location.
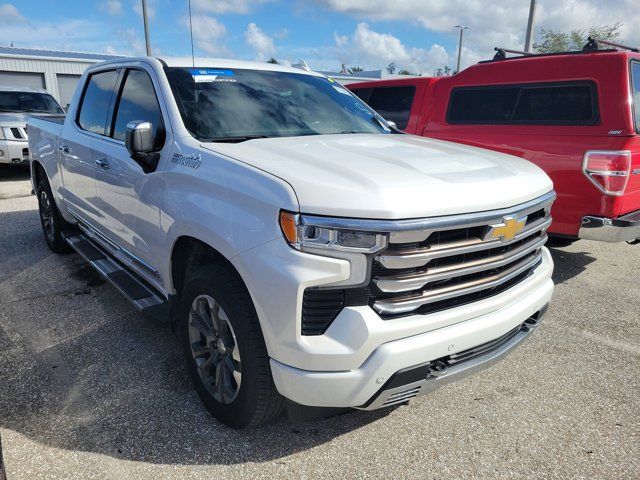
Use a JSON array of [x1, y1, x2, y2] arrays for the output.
[[0, 207, 392, 466], [0, 164, 30, 182], [548, 246, 596, 284]]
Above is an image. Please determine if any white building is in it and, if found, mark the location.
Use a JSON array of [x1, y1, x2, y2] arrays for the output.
[[0, 47, 121, 107]]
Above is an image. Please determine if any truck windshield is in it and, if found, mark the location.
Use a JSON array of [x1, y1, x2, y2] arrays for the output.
[[0, 91, 64, 114], [165, 67, 390, 141]]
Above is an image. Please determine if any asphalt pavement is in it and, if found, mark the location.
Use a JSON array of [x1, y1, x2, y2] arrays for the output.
[[0, 165, 638, 479]]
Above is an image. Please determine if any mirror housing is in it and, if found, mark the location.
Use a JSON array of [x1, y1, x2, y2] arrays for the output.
[[386, 120, 397, 129], [125, 120, 155, 157], [125, 120, 160, 173]]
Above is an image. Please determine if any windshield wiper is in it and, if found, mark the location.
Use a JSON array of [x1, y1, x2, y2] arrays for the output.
[[203, 135, 272, 143]]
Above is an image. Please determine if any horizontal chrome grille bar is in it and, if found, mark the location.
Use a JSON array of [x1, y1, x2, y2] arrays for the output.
[[300, 190, 555, 234], [377, 216, 551, 270], [373, 253, 542, 315], [374, 234, 547, 293]]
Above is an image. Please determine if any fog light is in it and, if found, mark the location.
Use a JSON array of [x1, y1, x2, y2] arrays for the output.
[[0, 150, 4, 156]]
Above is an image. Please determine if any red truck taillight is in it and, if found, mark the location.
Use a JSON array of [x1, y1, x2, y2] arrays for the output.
[[582, 150, 632, 196]]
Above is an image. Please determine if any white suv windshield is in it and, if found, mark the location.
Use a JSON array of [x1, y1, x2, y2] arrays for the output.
[[0, 91, 63, 114], [165, 67, 390, 142]]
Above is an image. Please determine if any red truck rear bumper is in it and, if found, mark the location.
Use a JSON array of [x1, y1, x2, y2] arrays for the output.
[[578, 210, 640, 243]]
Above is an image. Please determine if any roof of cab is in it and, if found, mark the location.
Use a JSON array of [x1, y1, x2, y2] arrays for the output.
[[92, 55, 324, 77], [0, 85, 48, 93]]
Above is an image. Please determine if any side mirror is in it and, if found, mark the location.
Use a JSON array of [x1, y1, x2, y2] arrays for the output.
[[386, 120, 398, 129], [125, 120, 155, 157]]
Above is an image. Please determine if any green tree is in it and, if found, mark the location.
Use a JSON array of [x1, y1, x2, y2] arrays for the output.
[[349, 66, 364, 73], [434, 65, 452, 77], [266, 57, 279, 64], [533, 23, 622, 53], [398, 69, 415, 75], [386, 62, 397, 74]]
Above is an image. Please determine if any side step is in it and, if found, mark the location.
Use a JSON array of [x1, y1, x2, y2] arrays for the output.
[[64, 232, 169, 321]]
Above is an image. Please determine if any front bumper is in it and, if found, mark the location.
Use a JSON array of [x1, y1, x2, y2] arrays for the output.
[[0, 140, 29, 164], [267, 249, 553, 408], [578, 211, 640, 243]]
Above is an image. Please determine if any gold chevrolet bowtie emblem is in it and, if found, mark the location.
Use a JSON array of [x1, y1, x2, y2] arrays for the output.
[[486, 215, 527, 242]]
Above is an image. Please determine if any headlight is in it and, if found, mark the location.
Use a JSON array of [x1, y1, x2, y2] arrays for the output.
[[279, 211, 387, 254]]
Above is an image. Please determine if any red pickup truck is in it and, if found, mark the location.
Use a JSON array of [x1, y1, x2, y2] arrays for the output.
[[348, 48, 640, 244]]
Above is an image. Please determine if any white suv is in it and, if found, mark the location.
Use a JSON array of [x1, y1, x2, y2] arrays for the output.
[[0, 85, 64, 165]]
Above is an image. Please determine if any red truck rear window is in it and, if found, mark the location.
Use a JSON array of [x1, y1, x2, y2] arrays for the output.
[[351, 86, 415, 130], [447, 81, 598, 126], [631, 61, 640, 132]]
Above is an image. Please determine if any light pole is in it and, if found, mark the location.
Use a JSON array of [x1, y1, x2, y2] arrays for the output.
[[141, 0, 152, 56], [524, 0, 537, 52], [454, 25, 469, 73]]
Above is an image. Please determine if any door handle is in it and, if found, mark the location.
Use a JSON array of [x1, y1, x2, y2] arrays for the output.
[[95, 158, 110, 170], [59, 145, 70, 154]]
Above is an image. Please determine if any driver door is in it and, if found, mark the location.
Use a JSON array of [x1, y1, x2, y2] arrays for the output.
[[92, 66, 170, 290]]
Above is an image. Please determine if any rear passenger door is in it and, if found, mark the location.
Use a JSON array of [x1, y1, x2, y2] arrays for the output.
[[59, 68, 119, 226], [91, 66, 170, 289]]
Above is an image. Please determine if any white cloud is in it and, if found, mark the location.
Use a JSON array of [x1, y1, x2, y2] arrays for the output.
[[334, 23, 449, 75], [183, 14, 228, 56], [102, 0, 123, 15], [245, 22, 275, 60], [191, 0, 273, 14], [317, 0, 640, 70], [0, 3, 25, 23]]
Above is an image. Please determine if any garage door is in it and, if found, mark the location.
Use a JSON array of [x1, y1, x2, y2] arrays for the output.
[[0, 71, 44, 90], [57, 74, 82, 108]]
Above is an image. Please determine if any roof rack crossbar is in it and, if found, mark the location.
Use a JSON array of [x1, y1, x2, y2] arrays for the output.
[[493, 47, 535, 60], [584, 36, 639, 53]]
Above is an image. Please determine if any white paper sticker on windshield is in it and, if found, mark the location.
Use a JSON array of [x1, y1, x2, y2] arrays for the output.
[[332, 84, 351, 95]]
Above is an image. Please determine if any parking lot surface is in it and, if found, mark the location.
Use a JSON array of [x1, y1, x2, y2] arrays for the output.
[[0, 165, 638, 480]]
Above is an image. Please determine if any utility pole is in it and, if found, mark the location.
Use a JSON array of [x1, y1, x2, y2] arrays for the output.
[[141, 0, 152, 56], [454, 25, 469, 73], [524, 0, 537, 52]]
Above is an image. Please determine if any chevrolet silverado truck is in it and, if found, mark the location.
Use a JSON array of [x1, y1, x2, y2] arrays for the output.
[[0, 85, 64, 165], [348, 43, 640, 245], [28, 56, 555, 428]]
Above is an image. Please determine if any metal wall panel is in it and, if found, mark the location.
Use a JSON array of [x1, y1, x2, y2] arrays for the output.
[[56, 73, 82, 108]]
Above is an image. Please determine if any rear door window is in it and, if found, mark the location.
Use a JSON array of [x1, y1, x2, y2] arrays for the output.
[[631, 62, 640, 132], [77, 70, 119, 136], [365, 86, 415, 129], [447, 82, 598, 125]]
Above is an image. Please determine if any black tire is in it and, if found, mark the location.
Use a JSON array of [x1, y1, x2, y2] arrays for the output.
[[180, 262, 285, 428], [36, 174, 72, 254]]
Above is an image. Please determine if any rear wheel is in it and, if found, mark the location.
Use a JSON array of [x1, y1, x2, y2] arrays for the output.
[[180, 263, 285, 428], [36, 175, 72, 254]]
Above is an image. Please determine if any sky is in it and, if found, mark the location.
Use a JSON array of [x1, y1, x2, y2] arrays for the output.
[[0, 0, 639, 75]]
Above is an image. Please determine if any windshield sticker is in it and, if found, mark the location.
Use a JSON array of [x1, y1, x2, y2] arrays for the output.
[[190, 69, 236, 83], [332, 84, 352, 96]]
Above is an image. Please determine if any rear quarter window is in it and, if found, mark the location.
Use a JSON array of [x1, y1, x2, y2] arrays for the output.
[[447, 81, 599, 126]]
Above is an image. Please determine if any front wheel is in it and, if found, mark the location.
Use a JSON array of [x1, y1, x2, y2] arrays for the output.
[[180, 263, 285, 428]]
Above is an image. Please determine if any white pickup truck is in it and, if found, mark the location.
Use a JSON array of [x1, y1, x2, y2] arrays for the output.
[[28, 56, 555, 428]]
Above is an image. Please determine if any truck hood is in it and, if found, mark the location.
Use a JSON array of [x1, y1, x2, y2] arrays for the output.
[[202, 134, 553, 219]]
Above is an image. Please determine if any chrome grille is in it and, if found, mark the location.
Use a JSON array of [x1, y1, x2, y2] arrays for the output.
[[370, 192, 554, 317], [10, 127, 24, 140]]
